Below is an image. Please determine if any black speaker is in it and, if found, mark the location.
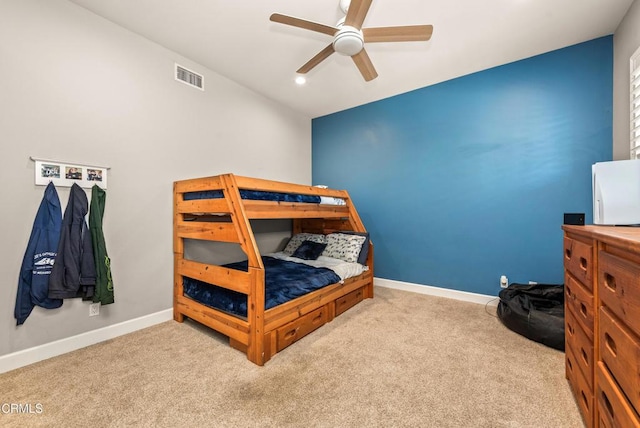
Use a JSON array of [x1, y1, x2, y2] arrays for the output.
[[564, 213, 585, 225]]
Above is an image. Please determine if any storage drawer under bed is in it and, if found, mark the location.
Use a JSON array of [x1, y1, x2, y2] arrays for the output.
[[276, 306, 328, 352], [335, 288, 364, 316]]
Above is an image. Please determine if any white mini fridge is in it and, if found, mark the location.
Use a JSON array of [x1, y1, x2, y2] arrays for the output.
[[592, 160, 640, 225]]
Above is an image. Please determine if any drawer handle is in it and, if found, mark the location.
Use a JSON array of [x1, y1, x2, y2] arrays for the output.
[[312, 313, 323, 325], [567, 356, 573, 371], [566, 286, 572, 299], [565, 248, 572, 260], [579, 257, 588, 271], [580, 347, 589, 365], [601, 390, 614, 419], [604, 273, 617, 291], [567, 321, 575, 336], [284, 327, 299, 340], [580, 303, 587, 318], [581, 391, 590, 410], [604, 333, 617, 357]]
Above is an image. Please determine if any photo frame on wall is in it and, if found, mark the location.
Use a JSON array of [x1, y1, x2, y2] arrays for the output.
[[33, 158, 108, 189]]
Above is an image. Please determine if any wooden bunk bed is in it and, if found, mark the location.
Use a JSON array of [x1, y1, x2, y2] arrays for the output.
[[173, 173, 374, 365]]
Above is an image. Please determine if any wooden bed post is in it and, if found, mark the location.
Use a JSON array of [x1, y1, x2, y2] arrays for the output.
[[363, 242, 374, 298], [173, 182, 185, 323], [345, 196, 366, 232], [247, 267, 266, 365], [346, 196, 374, 298], [221, 174, 266, 365]]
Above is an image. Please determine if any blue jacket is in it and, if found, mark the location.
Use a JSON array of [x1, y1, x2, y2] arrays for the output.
[[48, 183, 96, 300], [15, 182, 64, 325]]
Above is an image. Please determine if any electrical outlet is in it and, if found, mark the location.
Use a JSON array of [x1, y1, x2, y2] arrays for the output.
[[89, 303, 100, 317], [500, 275, 508, 288]]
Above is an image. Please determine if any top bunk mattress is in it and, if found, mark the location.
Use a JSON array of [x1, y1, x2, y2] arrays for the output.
[[184, 189, 321, 204], [183, 189, 346, 206]]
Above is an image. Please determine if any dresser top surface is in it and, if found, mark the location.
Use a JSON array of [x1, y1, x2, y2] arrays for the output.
[[563, 225, 640, 251]]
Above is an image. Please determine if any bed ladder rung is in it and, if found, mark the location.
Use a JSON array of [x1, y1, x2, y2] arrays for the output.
[[174, 176, 225, 193], [176, 221, 239, 243], [176, 199, 229, 215], [178, 259, 250, 295], [175, 295, 249, 344]]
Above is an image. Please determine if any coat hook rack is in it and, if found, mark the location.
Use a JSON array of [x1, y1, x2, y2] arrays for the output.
[[30, 156, 109, 189]]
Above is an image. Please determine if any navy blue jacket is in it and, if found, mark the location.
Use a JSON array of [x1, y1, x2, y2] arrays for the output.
[[48, 183, 96, 300], [15, 182, 64, 325]]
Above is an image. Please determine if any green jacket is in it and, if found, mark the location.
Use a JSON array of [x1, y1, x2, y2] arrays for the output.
[[89, 185, 114, 305]]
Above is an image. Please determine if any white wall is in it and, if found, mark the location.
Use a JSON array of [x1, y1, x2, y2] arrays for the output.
[[614, 0, 640, 160], [0, 0, 311, 358]]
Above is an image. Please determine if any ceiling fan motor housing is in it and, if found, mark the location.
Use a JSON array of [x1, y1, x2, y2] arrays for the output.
[[333, 25, 364, 56]]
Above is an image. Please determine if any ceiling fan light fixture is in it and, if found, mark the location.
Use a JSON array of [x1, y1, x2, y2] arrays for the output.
[[332, 26, 364, 56]]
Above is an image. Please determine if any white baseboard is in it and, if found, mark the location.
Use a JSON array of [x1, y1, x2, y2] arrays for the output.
[[0, 309, 173, 374], [374, 277, 500, 307], [1, 281, 496, 374]]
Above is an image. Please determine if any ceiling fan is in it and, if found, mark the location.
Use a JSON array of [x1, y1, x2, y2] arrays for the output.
[[269, 0, 433, 82]]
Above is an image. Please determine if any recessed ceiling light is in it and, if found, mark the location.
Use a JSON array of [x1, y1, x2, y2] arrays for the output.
[[295, 75, 307, 85]]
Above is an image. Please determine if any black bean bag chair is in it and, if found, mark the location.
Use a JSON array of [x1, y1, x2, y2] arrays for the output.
[[497, 283, 565, 351]]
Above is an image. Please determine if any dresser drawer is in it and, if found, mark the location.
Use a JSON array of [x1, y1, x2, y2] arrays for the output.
[[276, 306, 328, 352], [564, 236, 593, 290], [597, 362, 640, 428], [566, 345, 578, 383], [599, 307, 640, 415], [569, 352, 594, 428], [335, 288, 364, 316], [565, 272, 594, 339], [565, 307, 594, 389], [599, 250, 640, 336]]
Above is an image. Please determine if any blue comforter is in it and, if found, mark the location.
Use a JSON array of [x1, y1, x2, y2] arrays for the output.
[[183, 256, 340, 318]]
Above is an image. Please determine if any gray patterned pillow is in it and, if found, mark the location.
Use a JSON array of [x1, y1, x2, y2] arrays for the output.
[[283, 233, 327, 255], [322, 233, 367, 263]]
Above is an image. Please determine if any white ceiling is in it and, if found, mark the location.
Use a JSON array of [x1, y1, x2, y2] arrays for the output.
[[68, 0, 634, 118]]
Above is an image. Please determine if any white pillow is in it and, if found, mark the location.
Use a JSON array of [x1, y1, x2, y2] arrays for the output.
[[322, 233, 367, 263], [283, 233, 327, 255]]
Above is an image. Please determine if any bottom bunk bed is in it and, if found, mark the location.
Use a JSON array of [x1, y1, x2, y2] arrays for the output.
[[173, 174, 374, 365]]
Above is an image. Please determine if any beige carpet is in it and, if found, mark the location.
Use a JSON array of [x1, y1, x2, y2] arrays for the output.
[[0, 287, 583, 428]]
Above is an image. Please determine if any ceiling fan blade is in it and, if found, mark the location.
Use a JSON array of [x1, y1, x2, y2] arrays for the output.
[[351, 48, 378, 81], [270, 13, 338, 37], [363, 25, 433, 43], [297, 44, 336, 74], [344, 0, 373, 29]]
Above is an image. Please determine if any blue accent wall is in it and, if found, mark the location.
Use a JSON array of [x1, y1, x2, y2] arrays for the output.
[[312, 36, 613, 296]]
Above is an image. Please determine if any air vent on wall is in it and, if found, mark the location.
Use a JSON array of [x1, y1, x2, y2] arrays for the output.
[[175, 63, 204, 90]]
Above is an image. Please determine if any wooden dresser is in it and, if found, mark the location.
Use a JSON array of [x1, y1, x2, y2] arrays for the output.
[[563, 225, 640, 427]]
